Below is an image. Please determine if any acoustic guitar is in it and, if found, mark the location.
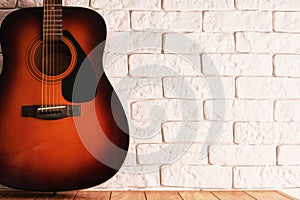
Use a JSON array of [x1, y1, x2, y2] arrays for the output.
[[0, 0, 129, 191]]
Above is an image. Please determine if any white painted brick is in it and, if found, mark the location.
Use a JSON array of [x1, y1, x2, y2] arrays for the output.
[[129, 54, 201, 77], [163, 0, 234, 11], [122, 144, 137, 166], [161, 165, 232, 188], [0, 0, 16, 8], [237, 77, 300, 99], [278, 146, 300, 165], [162, 122, 233, 143], [63, 0, 89, 7], [0, 55, 2, 74], [132, 11, 201, 32], [96, 166, 160, 188], [137, 143, 208, 165], [164, 33, 234, 53], [235, 122, 300, 145], [275, 101, 300, 121], [129, 120, 163, 143], [204, 100, 273, 121], [209, 145, 276, 165], [274, 55, 300, 77], [97, 10, 130, 31], [18, 0, 42, 7], [163, 77, 234, 99], [236, 0, 300, 11], [275, 12, 300, 33], [234, 166, 300, 188], [103, 54, 128, 77], [202, 54, 272, 76], [236, 32, 300, 53], [203, 11, 272, 32], [105, 32, 162, 54], [0, 10, 15, 24], [132, 99, 203, 121], [109, 78, 162, 100], [91, 0, 160, 10]]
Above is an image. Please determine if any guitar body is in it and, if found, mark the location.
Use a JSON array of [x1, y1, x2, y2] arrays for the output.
[[0, 7, 129, 191]]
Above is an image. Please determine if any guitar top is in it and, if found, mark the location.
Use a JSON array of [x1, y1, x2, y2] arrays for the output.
[[0, 0, 129, 191]]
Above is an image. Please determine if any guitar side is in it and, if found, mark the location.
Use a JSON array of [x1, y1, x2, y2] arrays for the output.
[[0, 7, 129, 191]]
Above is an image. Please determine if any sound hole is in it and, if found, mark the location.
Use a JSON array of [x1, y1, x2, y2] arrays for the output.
[[34, 41, 72, 76], [26, 36, 77, 83]]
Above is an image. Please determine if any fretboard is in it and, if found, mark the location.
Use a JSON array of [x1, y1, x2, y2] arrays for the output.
[[43, 0, 63, 41]]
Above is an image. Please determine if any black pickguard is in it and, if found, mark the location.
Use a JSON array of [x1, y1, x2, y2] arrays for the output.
[[62, 30, 99, 103]]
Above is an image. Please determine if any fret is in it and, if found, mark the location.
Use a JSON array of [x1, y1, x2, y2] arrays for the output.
[[43, 0, 63, 41], [44, 34, 63, 36], [44, 25, 63, 27], [44, 20, 63, 22]]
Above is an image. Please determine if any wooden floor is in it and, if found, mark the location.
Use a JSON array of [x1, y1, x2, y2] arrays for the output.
[[0, 190, 297, 200]]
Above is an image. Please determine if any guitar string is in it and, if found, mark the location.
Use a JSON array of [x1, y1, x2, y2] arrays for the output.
[[42, 0, 44, 109]]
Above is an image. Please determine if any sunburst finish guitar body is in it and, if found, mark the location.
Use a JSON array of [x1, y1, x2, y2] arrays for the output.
[[0, 1, 129, 191]]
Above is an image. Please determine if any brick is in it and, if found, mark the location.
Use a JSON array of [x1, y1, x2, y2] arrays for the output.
[[132, 99, 203, 121], [275, 101, 300, 121], [97, 10, 130, 31], [163, 77, 234, 99], [109, 78, 162, 100], [236, 32, 300, 53], [132, 11, 201, 32], [209, 145, 276, 165], [91, 0, 160, 10], [163, 0, 234, 11], [236, 0, 300, 11], [103, 54, 128, 77], [162, 121, 233, 143], [136, 143, 208, 165], [122, 144, 137, 166], [202, 54, 272, 76], [274, 55, 300, 77], [18, 0, 42, 7], [63, 0, 89, 7], [278, 146, 300, 165], [234, 122, 300, 144], [203, 11, 271, 32], [0, 10, 15, 25], [204, 100, 273, 121], [105, 32, 162, 54], [0, 0, 17, 8], [237, 77, 300, 99], [234, 166, 300, 188], [130, 120, 163, 143], [161, 165, 232, 188], [274, 12, 300, 33], [164, 33, 234, 53], [0, 55, 2, 73], [129, 54, 201, 77], [97, 166, 160, 188]]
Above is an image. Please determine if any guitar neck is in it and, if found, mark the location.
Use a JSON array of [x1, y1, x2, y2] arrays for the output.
[[43, 0, 63, 41]]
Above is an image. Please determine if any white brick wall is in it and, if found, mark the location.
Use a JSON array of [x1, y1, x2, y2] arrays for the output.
[[1, 0, 300, 198]]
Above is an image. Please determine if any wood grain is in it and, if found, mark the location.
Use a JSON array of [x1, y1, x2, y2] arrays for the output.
[[246, 191, 294, 200], [0, 190, 296, 199], [111, 191, 145, 200], [179, 191, 219, 200], [213, 191, 255, 200], [146, 191, 182, 200], [75, 191, 110, 200], [0, 191, 77, 200]]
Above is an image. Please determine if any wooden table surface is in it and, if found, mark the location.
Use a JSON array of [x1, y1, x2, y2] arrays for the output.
[[0, 190, 297, 200]]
